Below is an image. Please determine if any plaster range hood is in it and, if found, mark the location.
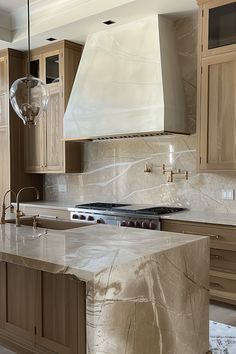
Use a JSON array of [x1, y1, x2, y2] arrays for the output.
[[64, 15, 187, 141]]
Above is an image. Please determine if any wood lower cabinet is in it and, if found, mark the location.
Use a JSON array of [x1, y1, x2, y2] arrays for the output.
[[161, 219, 236, 305], [0, 262, 86, 354]]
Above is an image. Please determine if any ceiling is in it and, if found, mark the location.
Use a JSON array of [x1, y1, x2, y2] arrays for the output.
[[0, 0, 38, 13], [0, 0, 197, 51]]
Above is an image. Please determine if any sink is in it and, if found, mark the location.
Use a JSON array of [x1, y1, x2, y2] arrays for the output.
[[6, 217, 91, 230]]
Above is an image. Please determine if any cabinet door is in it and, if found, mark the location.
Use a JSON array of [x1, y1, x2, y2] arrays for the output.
[[42, 50, 63, 86], [199, 52, 236, 170], [0, 128, 10, 203], [24, 117, 45, 173], [0, 263, 36, 343], [0, 56, 8, 127], [202, 0, 236, 57], [44, 85, 65, 172], [35, 272, 80, 354]]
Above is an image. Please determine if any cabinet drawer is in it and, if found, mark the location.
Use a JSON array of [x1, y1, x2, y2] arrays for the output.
[[211, 248, 236, 273], [161, 220, 236, 251], [210, 271, 236, 305]]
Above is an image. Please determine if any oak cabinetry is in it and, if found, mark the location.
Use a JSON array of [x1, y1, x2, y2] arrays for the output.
[[0, 49, 43, 205], [197, 0, 236, 171], [161, 219, 236, 305], [24, 41, 83, 174], [0, 262, 86, 354]]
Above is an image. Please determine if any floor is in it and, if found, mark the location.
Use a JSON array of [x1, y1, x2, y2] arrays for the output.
[[210, 301, 236, 326], [0, 302, 235, 353]]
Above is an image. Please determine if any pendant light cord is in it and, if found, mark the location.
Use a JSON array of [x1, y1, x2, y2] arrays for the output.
[[27, 0, 31, 77]]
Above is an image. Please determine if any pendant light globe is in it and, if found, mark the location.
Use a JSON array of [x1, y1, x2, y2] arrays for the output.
[[9, 0, 48, 126]]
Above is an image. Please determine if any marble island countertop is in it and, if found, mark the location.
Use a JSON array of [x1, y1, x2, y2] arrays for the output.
[[0, 222, 206, 281], [0, 222, 209, 354]]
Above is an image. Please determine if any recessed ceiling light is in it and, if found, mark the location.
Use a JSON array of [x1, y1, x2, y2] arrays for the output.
[[46, 37, 57, 42], [103, 20, 116, 26]]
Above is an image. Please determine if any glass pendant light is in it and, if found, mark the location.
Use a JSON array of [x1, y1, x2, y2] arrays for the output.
[[10, 0, 48, 125]]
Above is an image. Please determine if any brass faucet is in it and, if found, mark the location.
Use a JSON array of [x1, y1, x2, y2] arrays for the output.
[[16, 187, 40, 227], [0, 189, 17, 224], [162, 164, 189, 183]]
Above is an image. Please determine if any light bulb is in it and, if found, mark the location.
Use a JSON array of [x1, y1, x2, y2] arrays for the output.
[[10, 75, 49, 125]]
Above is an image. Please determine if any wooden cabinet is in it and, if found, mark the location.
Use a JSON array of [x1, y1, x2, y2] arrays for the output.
[[197, 0, 236, 171], [161, 218, 236, 305], [0, 262, 86, 354], [0, 49, 43, 205], [24, 40, 84, 174]]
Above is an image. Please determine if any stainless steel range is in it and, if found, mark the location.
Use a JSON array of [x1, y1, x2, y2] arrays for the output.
[[69, 203, 186, 230]]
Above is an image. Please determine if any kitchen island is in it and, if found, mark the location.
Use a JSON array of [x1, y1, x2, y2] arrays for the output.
[[0, 223, 209, 354]]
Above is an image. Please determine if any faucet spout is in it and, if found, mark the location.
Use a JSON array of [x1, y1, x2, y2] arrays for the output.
[[16, 187, 40, 227], [0, 190, 17, 224]]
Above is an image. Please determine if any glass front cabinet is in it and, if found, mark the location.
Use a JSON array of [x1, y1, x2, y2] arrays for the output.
[[201, 0, 236, 56]]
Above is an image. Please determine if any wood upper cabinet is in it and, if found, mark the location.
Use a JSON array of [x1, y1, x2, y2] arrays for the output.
[[199, 0, 236, 57], [197, 0, 236, 171], [199, 52, 236, 170], [0, 49, 43, 204], [24, 41, 83, 174]]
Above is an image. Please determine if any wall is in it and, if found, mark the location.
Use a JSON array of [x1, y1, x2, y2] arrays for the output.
[[45, 13, 236, 214]]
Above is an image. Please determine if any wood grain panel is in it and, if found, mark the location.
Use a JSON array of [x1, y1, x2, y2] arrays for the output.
[[35, 272, 85, 354], [199, 52, 236, 170]]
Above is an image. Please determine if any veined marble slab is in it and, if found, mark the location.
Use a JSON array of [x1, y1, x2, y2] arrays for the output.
[[0, 223, 209, 354]]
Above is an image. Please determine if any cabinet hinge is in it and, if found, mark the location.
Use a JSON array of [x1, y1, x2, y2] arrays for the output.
[[200, 157, 202, 164], [34, 326, 37, 335], [201, 44, 203, 52], [202, 9, 204, 17], [201, 66, 203, 74]]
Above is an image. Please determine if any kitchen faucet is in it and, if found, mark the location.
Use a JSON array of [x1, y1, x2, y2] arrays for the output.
[[16, 187, 40, 227], [0, 190, 17, 224]]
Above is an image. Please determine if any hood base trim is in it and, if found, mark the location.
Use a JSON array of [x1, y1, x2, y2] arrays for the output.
[[64, 131, 190, 142]]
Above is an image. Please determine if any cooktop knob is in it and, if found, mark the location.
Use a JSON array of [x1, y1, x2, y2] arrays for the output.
[[149, 222, 157, 230], [141, 221, 148, 229], [88, 215, 94, 221], [134, 221, 141, 228], [72, 214, 79, 219], [97, 218, 105, 224], [120, 221, 127, 227], [79, 214, 86, 220], [127, 220, 134, 227]]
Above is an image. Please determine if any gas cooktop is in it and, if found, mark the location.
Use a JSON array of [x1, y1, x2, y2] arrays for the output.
[[74, 203, 185, 215], [71, 202, 186, 229], [75, 202, 129, 210]]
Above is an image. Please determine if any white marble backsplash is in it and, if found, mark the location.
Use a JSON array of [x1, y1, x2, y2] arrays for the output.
[[45, 13, 236, 214]]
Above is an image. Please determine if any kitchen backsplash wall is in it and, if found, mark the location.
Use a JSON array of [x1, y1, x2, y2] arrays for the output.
[[45, 13, 236, 214]]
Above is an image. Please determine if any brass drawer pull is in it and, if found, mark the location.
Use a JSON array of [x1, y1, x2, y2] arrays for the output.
[[210, 254, 223, 260], [210, 235, 221, 240], [210, 282, 223, 289]]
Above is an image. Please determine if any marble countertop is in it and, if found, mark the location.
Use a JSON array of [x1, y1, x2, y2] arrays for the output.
[[0, 223, 206, 282], [160, 210, 236, 227], [11, 201, 73, 210]]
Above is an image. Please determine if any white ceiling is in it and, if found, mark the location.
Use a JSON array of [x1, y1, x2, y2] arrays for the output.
[[0, 0, 38, 13], [0, 0, 197, 51]]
